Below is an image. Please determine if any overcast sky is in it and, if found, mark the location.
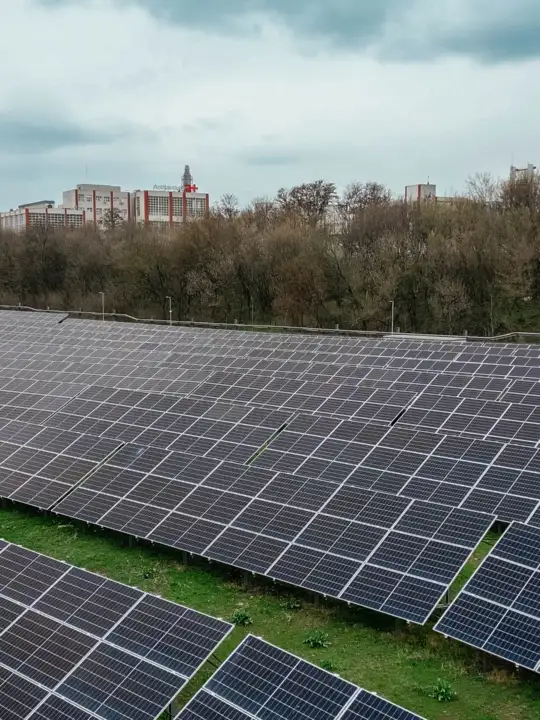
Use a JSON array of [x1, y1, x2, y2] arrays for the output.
[[0, 0, 539, 209]]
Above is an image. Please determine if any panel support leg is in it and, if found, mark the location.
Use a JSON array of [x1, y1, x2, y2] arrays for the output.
[[181, 551, 189, 565], [242, 571, 250, 590]]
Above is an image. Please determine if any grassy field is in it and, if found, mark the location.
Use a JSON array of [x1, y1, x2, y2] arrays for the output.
[[1, 507, 539, 720]]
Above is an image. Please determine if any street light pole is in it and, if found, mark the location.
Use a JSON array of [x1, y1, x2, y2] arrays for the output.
[[165, 296, 172, 326], [99, 292, 105, 321], [390, 300, 394, 334]]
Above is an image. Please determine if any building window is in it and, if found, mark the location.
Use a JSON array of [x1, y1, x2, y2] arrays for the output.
[[186, 198, 205, 217], [136, 197, 141, 215], [148, 195, 169, 216], [172, 197, 183, 216]]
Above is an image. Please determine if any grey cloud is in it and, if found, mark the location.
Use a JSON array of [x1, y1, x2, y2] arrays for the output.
[[40, 0, 540, 63], [0, 116, 127, 155]]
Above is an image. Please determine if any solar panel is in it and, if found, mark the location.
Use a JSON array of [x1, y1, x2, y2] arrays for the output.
[[0, 540, 233, 720], [173, 635, 425, 720], [434, 522, 540, 671]]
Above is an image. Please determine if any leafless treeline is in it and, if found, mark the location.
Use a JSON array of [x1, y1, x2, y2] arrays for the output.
[[1, 173, 540, 335]]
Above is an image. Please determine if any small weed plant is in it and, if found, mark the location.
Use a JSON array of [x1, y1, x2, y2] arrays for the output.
[[303, 630, 331, 649], [429, 679, 457, 702], [231, 609, 253, 626]]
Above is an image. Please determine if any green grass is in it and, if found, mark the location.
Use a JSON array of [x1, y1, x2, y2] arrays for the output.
[[1, 508, 539, 720]]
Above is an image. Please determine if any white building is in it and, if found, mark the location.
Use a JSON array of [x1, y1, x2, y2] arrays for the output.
[[1, 166, 210, 233], [404, 184, 437, 202], [404, 183, 454, 204], [510, 163, 536, 182], [0, 205, 86, 232], [62, 183, 131, 224], [131, 186, 209, 229]]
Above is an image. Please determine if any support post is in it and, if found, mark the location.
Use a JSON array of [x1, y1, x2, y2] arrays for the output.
[[99, 291, 105, 321]]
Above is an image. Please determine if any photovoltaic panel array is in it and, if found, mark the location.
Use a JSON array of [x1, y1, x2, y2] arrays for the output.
[[44, 388, 292, 463], [0, 421, 123, 509], [435, 522, 540, 672], [251, 417, 540, 524], [398, 393, 540, 445], [174, 635, 425, 720], [53, 445, 495, 624], [190, 370, 418, 423], [6, 311, 540, 636], [0, 540, 233, 720]]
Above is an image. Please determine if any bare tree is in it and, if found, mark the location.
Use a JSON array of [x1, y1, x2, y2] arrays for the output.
[[465, 172, 500, 205], [217, 193, 240, 219], [339, 181, 391, 215], [276, 180, 336, 226], [99, 208, 125, 231], [500, 175, 540, 212]]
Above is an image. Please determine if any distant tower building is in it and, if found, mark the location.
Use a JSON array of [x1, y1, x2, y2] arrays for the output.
[[510, 163, 536, 182], [182, 165, 193, 188]]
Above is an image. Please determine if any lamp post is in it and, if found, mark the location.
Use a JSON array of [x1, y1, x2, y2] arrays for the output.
[[390, 300, 394, 334], [99, 291, 105, 321], [165, 296, 172, 326]]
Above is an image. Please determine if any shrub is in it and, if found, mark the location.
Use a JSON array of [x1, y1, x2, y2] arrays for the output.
[[303, 630, 331, 648], [231, 609, 253, 626], [429, 679, 457, 702], [320, 659, 338, 672]]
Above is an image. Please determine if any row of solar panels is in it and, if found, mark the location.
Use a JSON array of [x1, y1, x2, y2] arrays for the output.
[[1, 377, 540, 527], [4, 356, 540, 451], [5, 310, 540, 370], [0, 540, 425, 720], [0, 415, 493, 625], [5, 318, 540, 450], [2, 308, 539, 358], [6, 332, 540, 382]]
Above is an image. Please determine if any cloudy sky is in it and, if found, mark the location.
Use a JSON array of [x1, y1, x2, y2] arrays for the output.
[[0, 0, 538, 209]]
